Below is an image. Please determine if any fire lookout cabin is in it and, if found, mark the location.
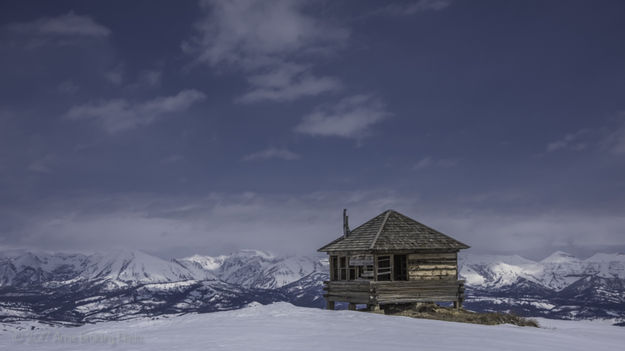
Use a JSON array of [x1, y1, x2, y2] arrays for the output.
[[318, 209, 469, 311]]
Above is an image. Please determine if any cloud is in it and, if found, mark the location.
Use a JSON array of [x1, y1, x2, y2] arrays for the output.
[[7, 12, 110, 38], [602, 119, 625, 154], [183, 0, 348, 103], [27, 155, 55, 174], [413, 157, 458, 170], [161, 155, 184, 164], [546, 129, 590, 152], [295, 95, 390, 138], [105, 66, 163, 90], [0, 190, 425, 256], [65, 89, 206, 133], [243, 147, 300, 161], [138, 70, 162, 88], [370, 0, 452, 17], [1, 190, 624, 258], [184, 0, 348, 68], [104, 64, 124, 85], [413, 157, 433, 169], [546, 116, 625, 155], [121, 69, 164, 90], [57, 80, 79, 95], [236, 63, 341, 103]]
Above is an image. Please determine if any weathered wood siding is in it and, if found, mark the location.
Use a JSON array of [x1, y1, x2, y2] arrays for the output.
[[324, 280, 465, 305], [407, 252, 457, 280], [374, 280, 461, 304], [324, 280, 373, 304]]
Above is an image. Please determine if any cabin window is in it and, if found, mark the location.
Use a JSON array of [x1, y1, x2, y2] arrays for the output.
[[332, 255, 368, 281], [330, 256, 338, 280], [393, 254, 407, 281], [348, 267, 357, 280], [339, 256, 347, 280], [377, 255, 391, 281]]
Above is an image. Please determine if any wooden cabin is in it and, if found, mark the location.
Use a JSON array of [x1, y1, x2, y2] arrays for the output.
[[318, 209, 469, 311]]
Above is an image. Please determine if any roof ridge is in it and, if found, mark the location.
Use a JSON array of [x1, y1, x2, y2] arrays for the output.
[[369, 209, 392, 250]]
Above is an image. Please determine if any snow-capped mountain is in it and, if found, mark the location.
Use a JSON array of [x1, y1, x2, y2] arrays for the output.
[[459, 251, 625, 290], [180, 249, 327, 289], [459, 251, 625, 320], [0, 249, 623, 325], [80, 250, 204, 284], [0, 249, 211, 289], [0, 249, 327, 324]]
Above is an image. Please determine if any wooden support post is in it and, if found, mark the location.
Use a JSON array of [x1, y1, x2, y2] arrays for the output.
[[326, 301, 335, 310], [348, 303, 356, 311], [368, 304, 381, 312], [453, 301, 460, 310]]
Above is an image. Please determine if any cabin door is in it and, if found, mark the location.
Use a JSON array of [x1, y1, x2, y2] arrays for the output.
[[393, 255, 407, 281]]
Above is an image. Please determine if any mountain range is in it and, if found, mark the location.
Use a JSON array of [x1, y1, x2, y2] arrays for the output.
[[460, 251, 625, 321], [0, 249, 623, 325]]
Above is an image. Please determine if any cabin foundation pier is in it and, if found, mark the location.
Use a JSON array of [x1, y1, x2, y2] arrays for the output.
[[454, 298, 463, 310], [368, 304, 381, 312]]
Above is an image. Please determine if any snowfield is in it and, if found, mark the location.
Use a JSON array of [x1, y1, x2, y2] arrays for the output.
[[1, 303, 623, 351]]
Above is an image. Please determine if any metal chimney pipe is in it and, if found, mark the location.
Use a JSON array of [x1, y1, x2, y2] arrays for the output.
[[343, 208, 350, 237]]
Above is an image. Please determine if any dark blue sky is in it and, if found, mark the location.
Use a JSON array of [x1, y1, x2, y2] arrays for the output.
[[1, 0, 624, 259]]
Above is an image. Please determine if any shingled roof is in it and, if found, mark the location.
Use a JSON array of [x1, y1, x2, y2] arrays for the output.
[[318, 210, 470, 253]]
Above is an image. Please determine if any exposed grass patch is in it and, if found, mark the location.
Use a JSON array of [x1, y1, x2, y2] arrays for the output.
[[368, 303, 539, 327]]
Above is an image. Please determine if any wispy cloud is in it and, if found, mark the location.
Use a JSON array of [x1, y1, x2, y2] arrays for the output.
[[183, 0, 348, 103], [243, 147, 300, 161], [27, 155, 55, 174], [545, 114, 625, 156], [104, 64, 124, 85], [65, 89, 206, 133], [413, 157, 458, 170], [138, 70, 162, 88], [183, 1, 391, 136], [2, 190, 624, 258], [546, 129, 590, 152], [104, 65, 163, 90], [183, 0, 348, 68], [236, 63, 341, 103], [7, 12, 110, 44], [602, 119, 625, 155], [295, 95, 390, 138], [369, 0, 452, 17], [57, 80, 79, 95]]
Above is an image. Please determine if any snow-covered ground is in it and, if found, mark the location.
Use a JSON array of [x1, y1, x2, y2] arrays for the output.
[[1, 303, 622, 351]]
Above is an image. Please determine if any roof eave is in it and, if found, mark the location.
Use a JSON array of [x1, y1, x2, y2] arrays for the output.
[[317, 236, 347, 252]]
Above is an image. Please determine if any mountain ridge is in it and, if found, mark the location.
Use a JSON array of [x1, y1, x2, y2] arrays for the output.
[[0, 249, 623, 325]]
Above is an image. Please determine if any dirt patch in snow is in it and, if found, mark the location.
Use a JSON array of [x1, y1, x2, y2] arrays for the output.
[[369, 303, 539, 327]]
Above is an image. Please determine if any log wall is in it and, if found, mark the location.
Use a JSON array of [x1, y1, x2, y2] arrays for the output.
[[324, 280, 374, 304], [323, 280, 465, 306], [374, 280, 461, 304], [407, 252, 457, 281]]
